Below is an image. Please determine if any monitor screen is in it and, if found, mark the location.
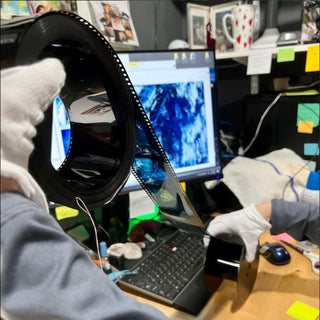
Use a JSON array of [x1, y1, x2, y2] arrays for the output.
[[117, 49, 222, 193], [51, 95, 71, 170]]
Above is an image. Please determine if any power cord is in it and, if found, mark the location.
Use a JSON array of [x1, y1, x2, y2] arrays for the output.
[[239, 92, 283, 156]]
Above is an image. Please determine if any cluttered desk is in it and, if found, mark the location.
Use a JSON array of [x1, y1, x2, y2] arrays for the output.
[[1, 6, 319, 320], [123, 229, 319, 320]]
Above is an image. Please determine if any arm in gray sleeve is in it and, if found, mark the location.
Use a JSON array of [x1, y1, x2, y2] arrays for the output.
[[270, 199, 320, 244], [1, 192, 168, 320]]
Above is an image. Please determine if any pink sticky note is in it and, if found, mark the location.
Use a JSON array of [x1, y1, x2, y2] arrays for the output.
[[272, 232, 294, 242]]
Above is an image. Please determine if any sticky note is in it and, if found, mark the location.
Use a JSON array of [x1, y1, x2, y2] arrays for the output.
[[297, 103, 320, 127], [305, 45, 319, 72], [55, 206, 79, 220], [284, 90, 319, 96], [247, 51, 272, 75], [298, 120, 314, 134], [286, 301, 319, 320], [277, 48, 295, 62], [304, 143, 320, 156], [129, 190, 155, 219], [272, 232, 294, 242]]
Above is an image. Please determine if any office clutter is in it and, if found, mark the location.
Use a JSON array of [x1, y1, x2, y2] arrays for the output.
[[187, 1, 319, 52]]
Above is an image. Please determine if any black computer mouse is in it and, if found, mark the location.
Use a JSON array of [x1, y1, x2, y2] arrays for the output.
[[259, 242, 291, 265]]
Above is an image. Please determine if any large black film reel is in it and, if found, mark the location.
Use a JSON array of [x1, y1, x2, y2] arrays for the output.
[[13, 12, 136, 209]]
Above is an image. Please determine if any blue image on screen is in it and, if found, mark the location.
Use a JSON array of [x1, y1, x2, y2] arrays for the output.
[[61, 129, 71, 155], [135, 81, 208, 170]]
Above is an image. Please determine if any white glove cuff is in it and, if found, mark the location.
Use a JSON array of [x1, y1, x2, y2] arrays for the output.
[[246, 203, 272, 230]]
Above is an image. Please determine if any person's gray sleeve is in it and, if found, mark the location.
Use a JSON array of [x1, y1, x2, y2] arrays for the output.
[[270, 199, 320, 244], [1, 192, 168, 320]]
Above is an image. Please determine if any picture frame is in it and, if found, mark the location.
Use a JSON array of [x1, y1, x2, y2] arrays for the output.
[[209, 1, 242, 53], [301, 0, 320, 43], [187, 3, 210, 49], [76, 0, 139, 48], [0, 1, 73, 19]]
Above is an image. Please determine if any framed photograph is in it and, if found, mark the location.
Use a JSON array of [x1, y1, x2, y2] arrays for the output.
[[301, 0, 320, 43], [0, 1, 72, 19], [76, 0, 139, 47], [210, 1, 242, 53], [187, 3, 210, 49]]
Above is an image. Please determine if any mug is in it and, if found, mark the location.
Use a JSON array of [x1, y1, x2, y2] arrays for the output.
[[222, 4, 254, 51]]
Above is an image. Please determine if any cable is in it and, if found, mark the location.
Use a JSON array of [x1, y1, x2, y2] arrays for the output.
[[97, 224, 111, 243], [240, 93, 283, 156], [76, 197, 103, 271], [284, 79, 320, 92], [281, 147, 319, 200]]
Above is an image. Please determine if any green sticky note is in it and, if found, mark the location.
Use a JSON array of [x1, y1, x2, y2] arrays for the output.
[[297, 103, 320, 127], [286, 301, 319, 320], [304, 143, 320, 156], [277, 47, 295, 62]]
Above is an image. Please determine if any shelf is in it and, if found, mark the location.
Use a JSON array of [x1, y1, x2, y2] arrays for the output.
[[215, 43, 319, 60]]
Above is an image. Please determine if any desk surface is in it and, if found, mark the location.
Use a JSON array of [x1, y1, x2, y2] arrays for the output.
[[125, 231, 319, 320]]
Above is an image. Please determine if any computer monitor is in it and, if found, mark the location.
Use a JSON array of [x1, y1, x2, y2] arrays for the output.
[[50, 49, 223, 198], [117, 50, 222, 193]]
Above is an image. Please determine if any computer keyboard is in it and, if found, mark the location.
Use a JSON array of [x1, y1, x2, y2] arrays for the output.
[[118, 229, 208, 306]]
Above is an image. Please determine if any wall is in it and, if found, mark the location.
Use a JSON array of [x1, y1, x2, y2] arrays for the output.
[[128, 0, 186, 50]]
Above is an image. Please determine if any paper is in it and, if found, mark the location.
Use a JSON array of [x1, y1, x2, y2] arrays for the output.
[[247, 51, 272, 75], [286, 301, 319, 320], [305, 45, 320, 72], [272, 232, 294, 242], [304, 143, 319, 156], [129, 190, 155, 219], [298, 120, 314, 134], [277, 48, 295, 62], [55, 206, 79, 220], [297, 103, 320, 127]]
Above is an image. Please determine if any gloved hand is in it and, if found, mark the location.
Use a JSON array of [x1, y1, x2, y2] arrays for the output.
[[206, 204, 271, 262], [1, 58, 66, 212]]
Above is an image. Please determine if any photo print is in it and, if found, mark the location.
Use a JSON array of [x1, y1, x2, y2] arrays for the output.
[[89, 0, 139, 46], [187, 3, 210, 49]]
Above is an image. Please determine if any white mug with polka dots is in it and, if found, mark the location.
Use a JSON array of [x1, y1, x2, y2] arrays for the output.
[[222, 4, 255, 51]]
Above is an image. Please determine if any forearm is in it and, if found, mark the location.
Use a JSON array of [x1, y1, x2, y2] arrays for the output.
[[270, 199, 320, 244], [1, 192, 168, 320]]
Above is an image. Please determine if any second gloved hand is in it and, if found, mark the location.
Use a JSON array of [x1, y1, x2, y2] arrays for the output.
[[206, 204, 271, 262]]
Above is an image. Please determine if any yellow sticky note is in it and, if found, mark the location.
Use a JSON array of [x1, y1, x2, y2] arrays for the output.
[[180, 182, 186, 192], [55, 206, 79, 221], [286, 301, 319, 320], [305, 45, 320, 72], [277, 47, 295, 62], [298, 120, 314, 134]]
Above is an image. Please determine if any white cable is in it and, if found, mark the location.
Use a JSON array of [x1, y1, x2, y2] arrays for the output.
[[241, 93, 283, 156]]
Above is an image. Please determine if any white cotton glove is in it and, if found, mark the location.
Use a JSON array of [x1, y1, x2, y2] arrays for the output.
[[1, 58, 66, 212], [206, 204, 271, 262]]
